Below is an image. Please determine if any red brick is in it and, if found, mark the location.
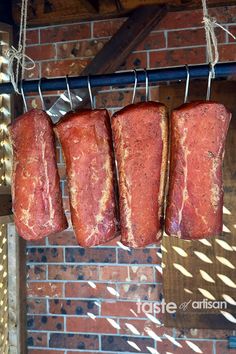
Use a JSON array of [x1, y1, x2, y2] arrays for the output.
[[26, 97, 42, 110], [49, 299, 99, 316], [24, 62, 40, 80], [27, 315, 64, 331], [40, 23, 91, 43], [28, 350, 64, 354], [26, 95, 53, 111], [210, 5, 236, 23], [119, 318, 173, 336], [65, 247, 116, 263], [168, 28, 225, 48], [99, 265, 128, 281], [27, 331, 47, 347], [101, 265, 154, 283], [58, 165, 66, 179], [102, 335, 153, 352], [118, 283, 161, 301], [118, 247, 159, 264], [96, 89, 147, 109], [129, 266, 154, 282], [101, 300, 153, 318], [175, 328, 235, 339], [41, 59, 90, 77], [63, 180, 69, 197], [216, 340, 236, 354], [27, 299, 47, 314], [228, 25, 236, 42], [27, 282, 63, 298], [67, 352, 115, 354], [65, 282, 118, 299], [48, 231, 77, 246], [26, 30, 39, 45], [149, 47, 206, 68], [150, 86, 160, 102], [218, 44, 236, 61], [27, 247, 64, 263], [119, 52, 147, 71], [158, 10, 202, 30], [26, 44, 56, 61], [56, 39, 108, 59], [62, 198, 70, 214], [27, 265, 47, 281], [157, 339, 214, 354], [48, 265, 98, 280], [67, 316, 117, 334], [93, 18, 125, 38], [136, 31, 166, 51], [56, 147, 61, 163], [49, 333, 98, 350]]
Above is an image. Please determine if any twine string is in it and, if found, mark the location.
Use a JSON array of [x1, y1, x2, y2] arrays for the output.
[[7, 0, 35, 94], [202, 0, 236, 78]]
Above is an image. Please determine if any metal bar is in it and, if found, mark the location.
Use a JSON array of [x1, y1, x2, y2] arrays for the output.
[[0, 62, 235, 94]]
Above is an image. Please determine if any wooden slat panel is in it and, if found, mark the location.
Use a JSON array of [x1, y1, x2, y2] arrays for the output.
[[159, 80, 236, 329]]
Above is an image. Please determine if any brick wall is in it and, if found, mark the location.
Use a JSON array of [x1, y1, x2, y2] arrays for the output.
[[25, 6, 236, 354]]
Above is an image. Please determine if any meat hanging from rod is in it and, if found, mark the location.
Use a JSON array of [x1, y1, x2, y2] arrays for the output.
[[9, 109, 68, 240], [54, 109, 118, 247], [112, 101, 168, 248], [165, 101, 231, 240]]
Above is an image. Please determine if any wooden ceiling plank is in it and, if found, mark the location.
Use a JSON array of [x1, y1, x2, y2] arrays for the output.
[[12, 0, 236, 27]]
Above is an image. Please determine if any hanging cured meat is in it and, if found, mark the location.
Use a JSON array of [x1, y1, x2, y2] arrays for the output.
[[165, 101, 231, 240], [112, 102, 168, 248], [54, 109, 118, 247], [9, 109, 68, 241]]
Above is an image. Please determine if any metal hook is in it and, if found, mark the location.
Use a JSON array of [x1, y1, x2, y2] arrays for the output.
[[184, 64, 190, 104], [144, 69, 149, 102], [38, 78, 46, 111], [206, 63, 213, 101], [65, 75, 73, 111], [131, 69, 138, 104], [88, 75, 95, 110], [20, 80, 28, 112]]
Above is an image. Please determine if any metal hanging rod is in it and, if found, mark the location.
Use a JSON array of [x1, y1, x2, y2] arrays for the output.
[[0, 62, 235, 95]]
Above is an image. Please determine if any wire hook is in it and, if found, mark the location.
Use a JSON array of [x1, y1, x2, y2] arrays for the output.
[[88, 75, 95, 110], [20, 80, 28, 112], [131, 69, 138, 104], [38, 78, 46, 111], [206, 63, 213, 101], [144, 69, 149, 102], [65, 75, 73, 111], [184, 64, 190, 104]]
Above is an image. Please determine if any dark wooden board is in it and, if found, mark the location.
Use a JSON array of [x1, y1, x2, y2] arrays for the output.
[[159, 80, 236, 329], [12, 0, 236, 26]]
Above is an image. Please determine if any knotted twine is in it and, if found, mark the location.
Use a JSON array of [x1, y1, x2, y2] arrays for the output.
[[202, 0, 236, 78], [7, 0, 35, 94]]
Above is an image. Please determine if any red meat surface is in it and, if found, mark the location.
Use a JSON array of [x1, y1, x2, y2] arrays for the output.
[[54, 109, 118, 247], [10, 109, 68, 240], [112, 102, 168, 247], [165, 101, 231, 239]]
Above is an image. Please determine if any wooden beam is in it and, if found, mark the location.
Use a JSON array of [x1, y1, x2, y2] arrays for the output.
[[12, 0, 236, 26], [82, 5, 167, 76], [83, 0, 100, 12], [49, 4, 167, 116]]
